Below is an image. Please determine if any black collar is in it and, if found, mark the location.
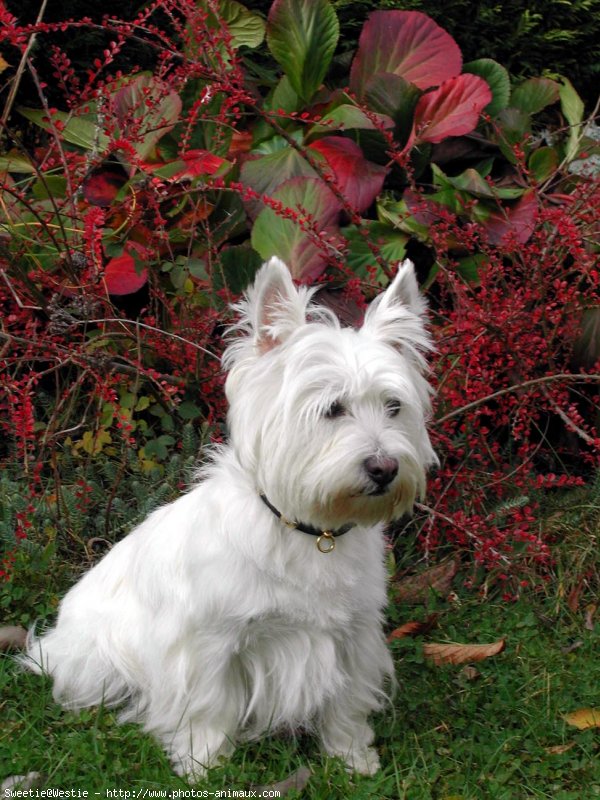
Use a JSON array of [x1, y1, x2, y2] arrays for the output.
[[259, 493, 354, 553]]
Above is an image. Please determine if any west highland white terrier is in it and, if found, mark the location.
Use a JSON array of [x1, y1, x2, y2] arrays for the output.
[[22, 257, 436, 779]]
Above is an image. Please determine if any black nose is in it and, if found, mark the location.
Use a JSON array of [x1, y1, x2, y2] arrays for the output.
[[363, 455, 399, 488]]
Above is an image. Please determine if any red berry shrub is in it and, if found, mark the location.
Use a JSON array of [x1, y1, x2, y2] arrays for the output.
[[0, 0, 598, 585]]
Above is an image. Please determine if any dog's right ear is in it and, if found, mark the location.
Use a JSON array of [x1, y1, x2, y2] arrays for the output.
[[251, 257, 306, 353]]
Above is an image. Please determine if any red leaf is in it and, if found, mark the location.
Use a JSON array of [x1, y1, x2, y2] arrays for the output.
[[82, 165, 128, 207], [309, 136, 387, 212], [409, 74, 492, 147], [482, 191, 538, 245], [173, 150, 226, 178], [350, 11, 462, 98], [103, 243, 148, 296]]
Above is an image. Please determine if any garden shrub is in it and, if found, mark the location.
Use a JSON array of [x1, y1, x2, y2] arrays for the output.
[[0, 0, 598, 591]]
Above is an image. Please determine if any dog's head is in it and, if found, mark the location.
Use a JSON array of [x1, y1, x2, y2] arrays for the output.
[[223, 257, 436, 530]]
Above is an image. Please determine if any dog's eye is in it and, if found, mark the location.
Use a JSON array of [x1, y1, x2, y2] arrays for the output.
[[385, 399, 402, 418], [324, 400, 346, 419]]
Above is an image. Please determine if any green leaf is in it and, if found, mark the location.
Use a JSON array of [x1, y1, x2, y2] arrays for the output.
[[309, 104, 393, 136], [463, 59, 510, 117], [177, 401, 203, 420], [217, 246, 262, 294], [267, 0, 339, 102], [342, 222, 407, 279], [0, 152, 35, 173], [529, 147, 559, 182], [251, 176, 341, 281], [510, 78, 559, 115], [364, 72, 421, 145], [218, 0, 265, 48], [18, 107, 111, 152], [240, 144, 316, 199], [557, 76, 585, 162], [454, 254, 487, 284]]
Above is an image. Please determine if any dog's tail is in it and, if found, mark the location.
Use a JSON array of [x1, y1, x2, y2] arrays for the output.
[[19, 623, 131, 710]]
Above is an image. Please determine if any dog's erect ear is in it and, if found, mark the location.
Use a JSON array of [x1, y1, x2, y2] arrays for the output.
[[362, 259, 432, 356], [372, 259, 426, 318], [252, 257, 306, 353]]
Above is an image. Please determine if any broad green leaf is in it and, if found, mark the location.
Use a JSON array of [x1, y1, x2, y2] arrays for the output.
[[447, 168, 524, 200], [217, 0, 265, 48], [31, 176, 67, 200], [177, 401, 203, 420], [511, 78, 559, 115], [267, 0, 339, 102], [240, 145, 316, 200], [342, 222, 407, 278], [264, 75, 300, 114], [463, 59, 510, 117], [0, 152, 35, 173], [251, 176, 342, 281], [529, 147, 559, 182], [111, 74, 182, 161], [364, 72, 421, 145], [377, 197, 430, 241], [309, 104, 394, 137], [557, 76, 585, 162], [217, 245, 263, 293], [455, 254, 487, 284], [18, 107, 110, 151]]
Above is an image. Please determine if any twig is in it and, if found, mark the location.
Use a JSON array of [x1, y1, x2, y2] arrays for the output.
[[1, 0, 49, 128], [435, 373, 600, 425]]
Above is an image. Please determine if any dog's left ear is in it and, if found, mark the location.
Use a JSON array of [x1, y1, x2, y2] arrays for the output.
[[362, 259, 432, 355], [252, 257, 306, 353]]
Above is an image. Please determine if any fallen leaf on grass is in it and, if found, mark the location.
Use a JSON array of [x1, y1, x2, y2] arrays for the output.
[[563, 708, 600, 730], [584, 604, 596, 631], [423, 638, 506, 665], [256, 766, 312, 796], [545, 742, 576, 755], [0, 625, 27, 651], [1, 774, 43, 792], [561, 639, 583, 655], [387, 614, 439, 642], [458, 665, 480, 681], [394, 557, 459, 604]]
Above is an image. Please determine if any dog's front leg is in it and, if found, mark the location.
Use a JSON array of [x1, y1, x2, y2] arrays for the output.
[[317, 619, 393, 776]]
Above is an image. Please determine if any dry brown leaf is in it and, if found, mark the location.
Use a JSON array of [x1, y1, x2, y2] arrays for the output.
[[584, 603, 597, 631], [545, 742, 576, 755], [256, 766, 312, 797], [563, 708, 600, 730], [567, 581, 583, 613], [387, 613, 439, 642], [0, 625, 27, 652], [459, 665, 480, 681], [423, 638, 506, 666], [0, 55, 10, 75], [394, 557, 459, 604]]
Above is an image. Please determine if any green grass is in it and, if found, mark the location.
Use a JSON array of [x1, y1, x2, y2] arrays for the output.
[[2, 588, 600, 799]]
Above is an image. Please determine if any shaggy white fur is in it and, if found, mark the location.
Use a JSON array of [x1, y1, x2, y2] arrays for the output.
[[22, 257, 436, 779]]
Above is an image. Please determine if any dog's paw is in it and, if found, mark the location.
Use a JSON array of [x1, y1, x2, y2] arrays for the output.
[[346, 746, 381, 776], [172, 757, 208, 782], [327, 746, 381, 776]]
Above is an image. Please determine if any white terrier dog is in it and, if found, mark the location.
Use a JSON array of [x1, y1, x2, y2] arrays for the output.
[[22, 257, 436, 779]]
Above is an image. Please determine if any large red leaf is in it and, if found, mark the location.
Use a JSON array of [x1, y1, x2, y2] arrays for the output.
[[309, 136, 387, 212], [408, 74, 492, 147], [349, 11, 462, 98], [103, 242, 149, 296], [482, 191, 538, 245]]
